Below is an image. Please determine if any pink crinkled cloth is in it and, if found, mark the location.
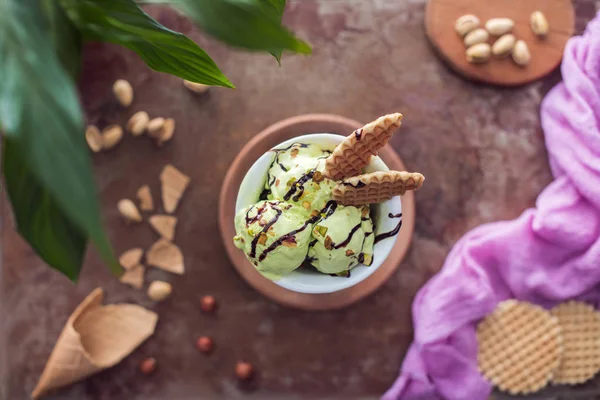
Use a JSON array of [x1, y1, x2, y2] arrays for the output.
[[384, 12, 600, 400]]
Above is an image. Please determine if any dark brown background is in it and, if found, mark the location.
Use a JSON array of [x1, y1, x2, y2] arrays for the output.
[[1, 1, 598, 399]]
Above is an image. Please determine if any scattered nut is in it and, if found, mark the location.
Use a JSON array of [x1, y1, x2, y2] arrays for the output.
[[531, 11, 549, 37], [146, 238, 184, 274], [119, 248, 144, 270], [200, 295, 217, 313], [113, 79, 133, 107], [302, 201, 311, 210], [512, 40, 531, 67], [183, 80, 209, 94], [160, 164, 190, 214], [196, 336, 214, 353], [102, 125, 123, 149], [455, 14, 480, 37], [491, 34, 516, 57], [485, 18, 514, 36], [137, 185, 154, 211], [140, 357, 157, 375], [127, 111, 149, 136], [118, 199, 142, 223], [466, 43, 491, 64], [156, 118, 175, 146], [85, 125, 103, 152], [464, 28, 489, 47], [147, 280, 173, 301], [147, 117, 166, 138], [235, 361, 254, 380]]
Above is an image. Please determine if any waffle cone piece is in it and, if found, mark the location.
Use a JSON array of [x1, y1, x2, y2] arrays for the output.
[[477, 300, 563, 395], [550, 301, 600, 385], [332, 171, 424, 206], [324, 113, 403, 181], [31, 288, 158, 399]]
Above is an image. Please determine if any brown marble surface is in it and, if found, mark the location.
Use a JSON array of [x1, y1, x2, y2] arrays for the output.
[[1, 1, 599, 399]]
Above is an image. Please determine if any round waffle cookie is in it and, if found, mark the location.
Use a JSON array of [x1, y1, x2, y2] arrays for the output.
[[550, 301, 600, 385], [477, 300, 563, 395]]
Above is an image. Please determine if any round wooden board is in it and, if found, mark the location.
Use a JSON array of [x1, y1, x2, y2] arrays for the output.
[[218, 114, 415, 311], [425, 0, 574, 86]]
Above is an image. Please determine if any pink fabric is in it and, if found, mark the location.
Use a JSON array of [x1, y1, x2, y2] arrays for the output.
[[384, 12, 600, 400]]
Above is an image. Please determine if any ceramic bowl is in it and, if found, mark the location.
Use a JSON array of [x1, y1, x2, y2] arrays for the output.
[[218, 113, 415, 310], [235, 133, 401, 294]]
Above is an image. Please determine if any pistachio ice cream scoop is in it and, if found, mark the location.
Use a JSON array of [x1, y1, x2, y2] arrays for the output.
[[308, 205, 374, 275], [233, 200, 315, 280], [264, 143, 336, 214]]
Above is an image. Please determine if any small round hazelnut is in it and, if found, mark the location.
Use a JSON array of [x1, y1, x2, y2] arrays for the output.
[[196, 336, 213, 353], [200, 295, 217, 313], [235, 361, 253, 380], [140, 357, 157, 375]]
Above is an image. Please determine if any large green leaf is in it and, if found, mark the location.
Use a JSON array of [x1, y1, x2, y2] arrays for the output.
[[0, 0, 120, 278], [3, 140, 87, 281], [263, 0, 286, 63], [265, 0, 286, 15], [173, 0, 310, 55], [61, 0, 234, 88], [40, 0, 82, 78]]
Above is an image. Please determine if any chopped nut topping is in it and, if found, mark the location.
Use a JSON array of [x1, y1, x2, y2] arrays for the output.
[[257, 232, 268, 245], [313, 171, 324, 183], [282, 239, 297, 248], [290, 148, 299, 158], [324, 235, 333, 250], [345, 249, 354, 256], [302, 201, 311, 210]]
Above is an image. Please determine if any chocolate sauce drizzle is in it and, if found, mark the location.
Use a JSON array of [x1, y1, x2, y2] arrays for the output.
[[283, 169, 316, 202], [329, 223, 362, 250], [249, 206, 283, 258], [374, 213, 403, 244], [257, 201, 337, 262], [271, 143, 309, 172]]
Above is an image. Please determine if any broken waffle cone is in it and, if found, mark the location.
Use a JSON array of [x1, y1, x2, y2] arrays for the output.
[[550, 301, 600, 385], [149, 215, 177, 241], [136, 185, 154, 211], [119, 248, 143, 270], [146, 238, 184, 274], [477, 300, 563, 395], [119, 264, 145, 289], [332, 171, 424, 206], [323, 113, 403, 181], [160, 164, 190, 213], [31, 288, 158, 399]]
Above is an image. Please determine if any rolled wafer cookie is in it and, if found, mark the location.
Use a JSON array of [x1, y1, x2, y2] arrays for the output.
[[550, 301, 600, 385], [323, 113, 403, 181], [332, 171, 424, 206], [477, 300, 563, 395]]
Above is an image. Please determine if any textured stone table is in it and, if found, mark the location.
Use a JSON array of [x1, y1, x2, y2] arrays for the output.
[[1, 1, 598, 399]]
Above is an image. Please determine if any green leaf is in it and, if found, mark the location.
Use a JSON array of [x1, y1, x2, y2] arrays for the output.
[[60, 0, 234, 88], [0, 0, 120, 278], [264, 0, 287, 63], [3, 139, 87, 281], [40, 0, 82, 78], [265, 0, 286, 15], [173, 0, 310, 55]]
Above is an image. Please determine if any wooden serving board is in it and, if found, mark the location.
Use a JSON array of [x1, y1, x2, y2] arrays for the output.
[[425, 0, 575, 86]]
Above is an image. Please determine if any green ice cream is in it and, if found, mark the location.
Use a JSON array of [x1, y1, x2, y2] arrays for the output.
[[234, 142, 378, 281], [233, 200, 313, 280], [308, 205, 375, 275], [265, 143, 336, 214]]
